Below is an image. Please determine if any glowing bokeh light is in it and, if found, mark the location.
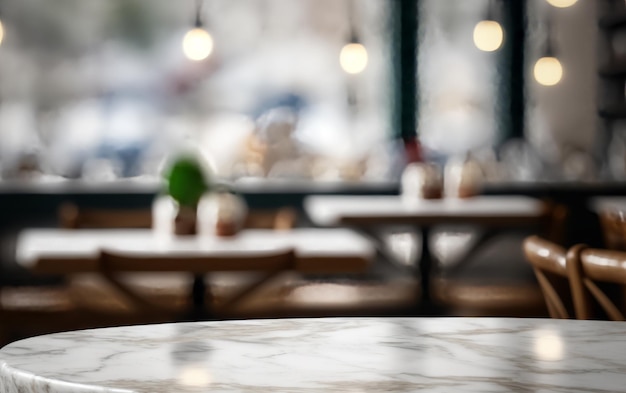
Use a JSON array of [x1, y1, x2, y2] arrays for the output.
[[182, 28, 214, 61], [178, 365, 212, 388], [533, 329, 564, 361], [340, 43, 368, 74], [534, 57, 563, 86], [473, 20, 504, 52], [546, 0, 578, 8]]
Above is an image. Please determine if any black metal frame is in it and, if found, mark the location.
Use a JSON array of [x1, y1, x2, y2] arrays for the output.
[[391, 0, 527, 143], [391, 0, 418, 141]]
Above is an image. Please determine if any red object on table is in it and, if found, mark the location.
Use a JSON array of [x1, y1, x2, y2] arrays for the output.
[[404, 137, 423, 164]]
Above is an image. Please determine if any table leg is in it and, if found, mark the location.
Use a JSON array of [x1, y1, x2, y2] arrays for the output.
[[354, 225, 439, 314], [187, 274, 213, 321], [412, 225, 446, 315], [419, 226, 433, 303], [443, 229, 497, 276]]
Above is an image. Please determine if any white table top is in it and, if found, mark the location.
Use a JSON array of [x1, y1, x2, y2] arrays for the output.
[[305, 195, 545, 226], [2, 317, 625, 393], [590, 197, 626, 214], [16, 228, 374, 274]]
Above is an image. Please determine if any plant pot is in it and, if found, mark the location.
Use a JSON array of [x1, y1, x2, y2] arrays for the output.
[[152, 195, 199, 237], [174, 205, 198, 236], [444, 156, 483, 199], [197, 192, 248, 237], [401, 162, 443, 201]]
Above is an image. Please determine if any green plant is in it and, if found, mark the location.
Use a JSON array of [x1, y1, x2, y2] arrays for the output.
[[164, 156, 210, 207]]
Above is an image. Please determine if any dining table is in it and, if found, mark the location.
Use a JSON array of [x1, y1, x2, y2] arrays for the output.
[[304, 195, 547, 305], [2, 317, 625, 392], [15, 228, 375, 318]]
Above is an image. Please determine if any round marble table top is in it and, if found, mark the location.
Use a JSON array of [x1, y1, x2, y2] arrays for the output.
[[1, 318, 625, 392]]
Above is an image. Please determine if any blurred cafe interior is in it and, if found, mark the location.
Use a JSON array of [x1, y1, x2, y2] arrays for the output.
[[2, 0, 626, 382]]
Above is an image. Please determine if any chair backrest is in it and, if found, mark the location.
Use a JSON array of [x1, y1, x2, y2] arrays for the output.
[[96, 249, 296, 312], [99, 249, 296, 273], [523, 235, 571, 319], [59, 203, 152, 229], [569, 246, 626, 321], [542, 202, 568, 244], [599, 211, 626, 250], [60, 203, 297, 230]]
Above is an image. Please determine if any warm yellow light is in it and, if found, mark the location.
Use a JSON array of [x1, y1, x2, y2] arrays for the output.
[[534, 57, 563, 86], [182, 28, 213, 61], [340, 43, 368, 74], [546, 0, 578, 8], [0, 19, 4, 47], [177, 365, 212, 388], [533, 329, 564, 361], [473, 20, 504, 52]]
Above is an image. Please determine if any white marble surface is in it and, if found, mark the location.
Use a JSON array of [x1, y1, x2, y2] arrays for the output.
[[305, 195, 544, 226], [2, 318, 626, 392], [16, 228, 374, 273]]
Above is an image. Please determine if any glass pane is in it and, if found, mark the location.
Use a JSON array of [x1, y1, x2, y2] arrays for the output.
[[0, 0, 392, 182], [417, 0, 502, 159]]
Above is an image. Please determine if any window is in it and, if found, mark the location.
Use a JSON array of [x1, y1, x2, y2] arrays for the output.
[[0, 0, 393, 182]]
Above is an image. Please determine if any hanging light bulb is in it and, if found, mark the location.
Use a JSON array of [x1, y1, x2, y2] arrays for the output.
[[534, 57, 563, 86], [534, 11, 563, 86], [474, 0, 504, 52], [473, 20, 504, 52], [546, 0, 578, 8], [183, 28, 213, 61], [340, 0, 367, 75], [182, 0, 213, 61], [340, 42, 368, 74]]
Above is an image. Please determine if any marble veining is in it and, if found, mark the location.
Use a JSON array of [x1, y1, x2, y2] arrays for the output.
[[2, 318, 626, 392]]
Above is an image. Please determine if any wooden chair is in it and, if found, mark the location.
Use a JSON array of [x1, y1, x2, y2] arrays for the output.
[[567, 246, 626, 321], [432, 202, 567, 317], [90, 249, 296, 320], [58, 203, 153, 229], [58, 202, 299, 320], [523, 236, 573, 319], [598, 211, 626, 250], [0, 285, 83, 346]]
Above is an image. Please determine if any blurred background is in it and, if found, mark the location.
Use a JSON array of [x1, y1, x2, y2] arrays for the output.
[[0, 0, 392, 183], [1, 0, 626, 341], [0, 0, 620, 184]]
